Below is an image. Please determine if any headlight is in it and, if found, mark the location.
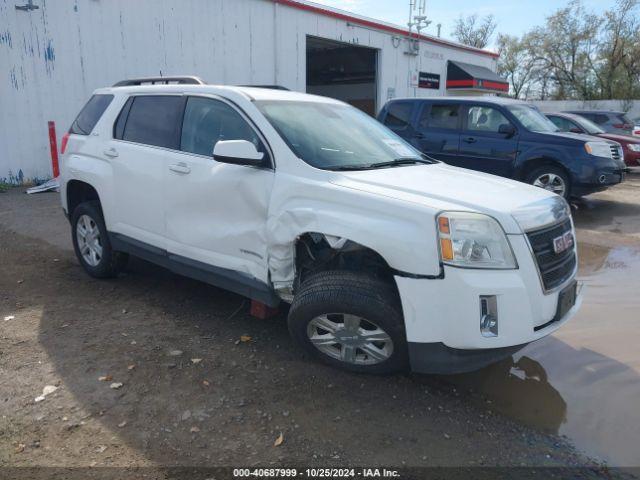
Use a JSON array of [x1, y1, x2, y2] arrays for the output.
[[437, 212, 517, 269], [628, 144, 640, 152], [584, 141, 612, 158]]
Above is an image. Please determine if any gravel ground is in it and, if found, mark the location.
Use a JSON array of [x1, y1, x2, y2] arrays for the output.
[[2, 177, 638, 479]]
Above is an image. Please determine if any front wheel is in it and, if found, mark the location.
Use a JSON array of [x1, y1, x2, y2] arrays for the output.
[[525, 166, 571, 199], [288, 271, 408, 374]]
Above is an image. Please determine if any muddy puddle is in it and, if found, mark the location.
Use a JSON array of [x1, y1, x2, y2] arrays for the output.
[[445, 243, 640, 466]]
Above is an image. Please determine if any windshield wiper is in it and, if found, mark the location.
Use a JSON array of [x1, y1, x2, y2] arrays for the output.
[[368, 157, 434, 169], [326, 157, 435, 171], [327, 164, 377, 171]]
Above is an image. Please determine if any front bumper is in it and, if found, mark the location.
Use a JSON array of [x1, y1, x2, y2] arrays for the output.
[[572, 156, 626, 195], [395, 234, 582, 374], [623, 150, 640, 167], [407, 342, 528, 375]]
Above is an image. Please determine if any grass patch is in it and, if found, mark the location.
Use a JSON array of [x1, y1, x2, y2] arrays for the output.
[[0, 182, 12, 193]]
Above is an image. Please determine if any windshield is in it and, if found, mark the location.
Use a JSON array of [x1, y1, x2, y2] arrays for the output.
[[255, 101, 426, 170], [507, 105, 558, 133], [573, 116, 605, 134]]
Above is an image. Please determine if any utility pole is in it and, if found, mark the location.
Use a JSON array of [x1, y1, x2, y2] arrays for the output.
[[407, 0, 431, 96]]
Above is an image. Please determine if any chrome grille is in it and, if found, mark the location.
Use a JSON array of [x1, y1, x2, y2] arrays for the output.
[[526, 219, 576, 291], [610, 144, 622, 161]]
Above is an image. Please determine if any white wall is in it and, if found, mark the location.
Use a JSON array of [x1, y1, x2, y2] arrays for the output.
[[0, 0, 498, 183]]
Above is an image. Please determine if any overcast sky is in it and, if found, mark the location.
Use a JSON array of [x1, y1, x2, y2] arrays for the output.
[[310, 0, 617, 45]]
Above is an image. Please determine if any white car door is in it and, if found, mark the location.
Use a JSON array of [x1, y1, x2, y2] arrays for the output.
[[164, 95, 275, 285], [109, 94, 185, 249]]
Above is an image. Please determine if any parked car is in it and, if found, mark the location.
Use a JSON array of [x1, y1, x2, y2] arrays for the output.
[[546, 112, 640, 167], [565, 110, 635, 136], [378, 97, 626, 199], [60, 77, 581, 375], [633, 118, 640, 138]]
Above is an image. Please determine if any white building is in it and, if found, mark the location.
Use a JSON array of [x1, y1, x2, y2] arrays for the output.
[[1, 0, 506, 183]]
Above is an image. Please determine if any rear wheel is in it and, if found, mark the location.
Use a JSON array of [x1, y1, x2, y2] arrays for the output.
[[71, 201, 128, 278], [526, 166, 571, 199], [288, 271, 408, 374]]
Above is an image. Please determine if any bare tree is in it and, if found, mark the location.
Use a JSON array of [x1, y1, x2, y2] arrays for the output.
[[452, 14, 497, 49], [496, 34, 539, 98], [522, 0, 639, 100], [529, 0, 602, 99]]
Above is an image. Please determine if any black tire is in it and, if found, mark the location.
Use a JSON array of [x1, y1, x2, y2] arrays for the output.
[[288, 270, 408, 375], [71, 201, 128, 278], [525, 165, 571, 200]]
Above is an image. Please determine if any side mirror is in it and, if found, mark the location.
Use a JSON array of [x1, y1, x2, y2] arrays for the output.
[[569, 127, 583, 134], [213, 140, 265, 166], [498, 123, 516, 137]]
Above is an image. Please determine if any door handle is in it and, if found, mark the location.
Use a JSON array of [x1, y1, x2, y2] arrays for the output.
[[169, 163, 191, 174], [463, 137, 477, 144], [103, 148, 119, 158], [413, 132, 425, 139]]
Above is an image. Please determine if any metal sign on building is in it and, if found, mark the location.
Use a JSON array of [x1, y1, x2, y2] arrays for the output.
[[418, 72, 440, 89]]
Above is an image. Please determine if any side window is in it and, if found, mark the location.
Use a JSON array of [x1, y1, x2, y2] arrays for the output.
[[383, 102, 413, 129], [467, 105, 511, 133], [548, 116, 574, 132], [70, 94, 114, 135], [180, 97, 264, 157], [547, 116, 563, 129], [421, 104, 460, 130], [121, 96, 184, 149]]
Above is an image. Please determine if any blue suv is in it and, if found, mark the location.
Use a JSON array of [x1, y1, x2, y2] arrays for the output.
[[378, 97, 626, 199]]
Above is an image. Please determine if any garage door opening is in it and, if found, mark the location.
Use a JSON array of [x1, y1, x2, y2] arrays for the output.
[[306, 36, 378, 116]]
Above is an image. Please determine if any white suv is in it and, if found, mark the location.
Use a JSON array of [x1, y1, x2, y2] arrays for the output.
[[60, 76, 582, 375]]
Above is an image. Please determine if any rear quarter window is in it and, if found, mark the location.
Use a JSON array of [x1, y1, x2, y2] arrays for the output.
[[70, 94, 114, 135]]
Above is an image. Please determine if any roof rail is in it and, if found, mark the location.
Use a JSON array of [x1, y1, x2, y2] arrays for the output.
[[238, 85, 290, 91], [113, 76, 206, 87]]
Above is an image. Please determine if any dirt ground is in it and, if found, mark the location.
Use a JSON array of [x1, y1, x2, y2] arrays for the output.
[[1, 174, 640, 478]]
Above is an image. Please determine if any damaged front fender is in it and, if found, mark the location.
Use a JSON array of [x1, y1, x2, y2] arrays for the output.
[[265, 181, 442, 298]]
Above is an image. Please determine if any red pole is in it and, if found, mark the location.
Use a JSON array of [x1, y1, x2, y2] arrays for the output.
[[47, 121, 60, 178]]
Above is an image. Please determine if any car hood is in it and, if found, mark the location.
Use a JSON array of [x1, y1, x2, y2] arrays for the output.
[[330, 163, 558, 234], [537, 130, 605, 144], [598, 133, 639, 144]]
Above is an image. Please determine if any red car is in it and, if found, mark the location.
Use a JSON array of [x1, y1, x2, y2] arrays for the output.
[[547, 112, 640, 167]]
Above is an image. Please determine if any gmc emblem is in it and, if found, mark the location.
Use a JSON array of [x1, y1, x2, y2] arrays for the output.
[[553, 232, 574, 254]]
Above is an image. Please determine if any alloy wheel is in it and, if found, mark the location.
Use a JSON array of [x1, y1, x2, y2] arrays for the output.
[[76, 214, 103, 267], [306, 313, 394, 365], [533, 173, 566, 196]]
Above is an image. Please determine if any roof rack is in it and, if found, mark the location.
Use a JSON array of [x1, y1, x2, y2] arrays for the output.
[[113, 76, 206, 87]]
